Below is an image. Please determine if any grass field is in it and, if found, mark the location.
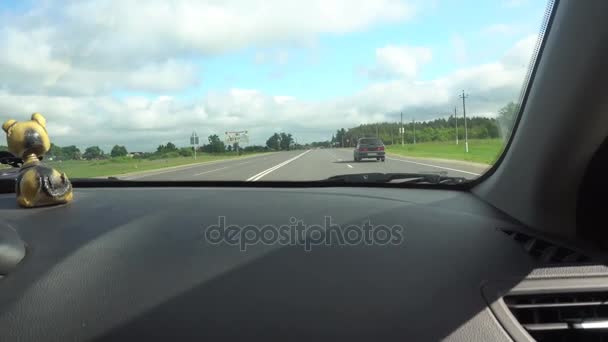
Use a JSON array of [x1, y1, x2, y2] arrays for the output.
[[46, 153, 264, 178], [386, 139, 504, 165]]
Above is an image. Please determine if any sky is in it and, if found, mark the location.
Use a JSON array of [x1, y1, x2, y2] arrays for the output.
[[0, 0, 550, 152]]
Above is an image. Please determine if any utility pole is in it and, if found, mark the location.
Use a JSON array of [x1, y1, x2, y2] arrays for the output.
[[454, 107, 459, 145], [401, 112, 404, 146], [412, 118, 416, 144], [376, 125, 379, 138], [460, 90, 469, 153]]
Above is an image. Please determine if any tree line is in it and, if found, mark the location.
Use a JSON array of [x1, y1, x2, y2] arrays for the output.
[[332, 102, 519, 146], [31, 134, 271, 161], [1, 132, 275, 161], [265, 132, 294, 151]]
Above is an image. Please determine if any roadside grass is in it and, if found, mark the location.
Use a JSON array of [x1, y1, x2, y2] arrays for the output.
[[47, 152, 265, 178], [385, 139, 504, 165]]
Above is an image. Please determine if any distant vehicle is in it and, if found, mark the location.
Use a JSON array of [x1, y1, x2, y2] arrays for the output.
[[353, 138, 385, 162]]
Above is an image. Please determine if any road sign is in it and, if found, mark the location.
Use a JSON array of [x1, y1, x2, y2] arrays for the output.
[[190, 132, 199, 160], [224, 130, 249, 144], [190, 132, 199, 145]]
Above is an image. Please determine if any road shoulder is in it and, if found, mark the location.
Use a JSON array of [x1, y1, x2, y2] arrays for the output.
[[386, 153, 491, 169], [99, 153, 274, 179]]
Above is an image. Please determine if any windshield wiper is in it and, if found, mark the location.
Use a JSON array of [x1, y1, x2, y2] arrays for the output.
[[326, 172, 468, 185]]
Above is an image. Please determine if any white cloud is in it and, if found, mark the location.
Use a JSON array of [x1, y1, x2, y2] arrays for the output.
[[0, 0, 414, 97], [273, 96, 296, 104], [63, 0, 413, 56], [503, 34, 538, 67], [363, 45, 432, 79], [124, 61, 200, 93], [0, 26, 200, 95], [451, 34, 467, 64], [355, 34, 538, 118]]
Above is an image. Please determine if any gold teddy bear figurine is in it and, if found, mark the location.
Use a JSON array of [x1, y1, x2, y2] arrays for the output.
[[2, 113, 73, 208]]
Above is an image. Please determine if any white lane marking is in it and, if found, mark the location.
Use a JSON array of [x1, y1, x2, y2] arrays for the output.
[[193, 166, 229, 176], [387, 157, 481, 176], [246, 150, 312, 181], [347, 164, 353, 168], [120, 153, 273, 180]]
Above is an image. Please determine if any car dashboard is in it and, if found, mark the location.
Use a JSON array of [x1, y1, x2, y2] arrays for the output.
[[0, 186, 605, 341]]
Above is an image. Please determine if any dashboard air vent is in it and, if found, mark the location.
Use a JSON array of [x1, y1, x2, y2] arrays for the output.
[[505, 291, 608, 341], [501, 229, 591, 264]]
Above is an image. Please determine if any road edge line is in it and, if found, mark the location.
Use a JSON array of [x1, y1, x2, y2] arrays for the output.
[[386, 157, 481, 176]]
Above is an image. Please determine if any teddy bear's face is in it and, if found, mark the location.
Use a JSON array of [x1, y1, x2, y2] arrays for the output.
[[2, 113, 51, 159]]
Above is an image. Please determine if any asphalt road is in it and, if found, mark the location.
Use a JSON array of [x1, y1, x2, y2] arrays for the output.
[[118, 149, 490, 181]]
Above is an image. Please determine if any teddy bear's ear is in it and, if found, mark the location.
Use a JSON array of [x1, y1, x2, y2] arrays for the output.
[[31, 113, 46, 128], [2, 119, 16, 133]]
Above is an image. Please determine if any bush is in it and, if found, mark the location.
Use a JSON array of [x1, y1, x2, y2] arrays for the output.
[[109, 156, 131, 163], [178, 147, 194, 157]]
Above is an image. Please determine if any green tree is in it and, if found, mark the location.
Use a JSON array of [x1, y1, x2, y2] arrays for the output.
[[266, 133, 280, 150], [110, 145, 128, 157], [497, 102, 519, 139], [178, 147, 194, 157], [83, 146, 104, 160], [165, 142, 177, 152], [310, 141, 330, 148], [243, 145, 267, 152], [48, 143, 64, 159], [61, 145, 81, 160], [279, 132, 293, 150], [207, 134, 225, 153], [156, 142, 178, 154], [334, 128, 347, 147], [340, 116, 501, 145]]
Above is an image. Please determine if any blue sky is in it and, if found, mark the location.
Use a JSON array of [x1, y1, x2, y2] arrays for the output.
[[0, 0, 550, 150], [179, 0, 547, 101], [134, 0, 544, 102]]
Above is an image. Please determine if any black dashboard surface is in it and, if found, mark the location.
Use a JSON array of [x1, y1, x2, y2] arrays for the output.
[[0, 187, 592, 341]]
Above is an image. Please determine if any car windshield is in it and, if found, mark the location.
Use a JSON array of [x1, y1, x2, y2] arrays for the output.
[[0, 0, 552, 183]]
